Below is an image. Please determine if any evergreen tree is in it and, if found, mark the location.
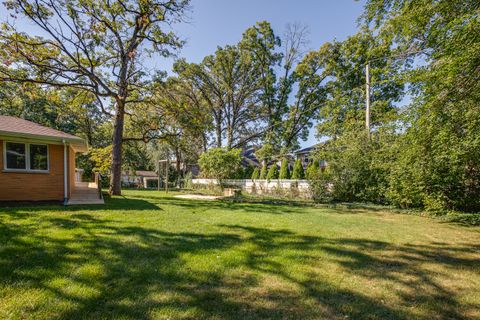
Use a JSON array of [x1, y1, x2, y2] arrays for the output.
[[306, 160, 320, 179], [291, 159, 305, 179], [251, 167, 260, 180], [259, 165, 268, 179], [267, 165, 279, 180], [279, 158, 290, 179]]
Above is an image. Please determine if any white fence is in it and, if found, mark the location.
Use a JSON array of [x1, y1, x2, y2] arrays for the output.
[[192, 179, 311, 197]]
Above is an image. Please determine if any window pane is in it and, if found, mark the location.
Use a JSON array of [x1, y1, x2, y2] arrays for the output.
[[30, 144, 48, 170], [6, 142, 26, 169]]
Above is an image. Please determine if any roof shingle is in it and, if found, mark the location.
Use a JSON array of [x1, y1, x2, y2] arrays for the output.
[[0, 115, 83, 141]]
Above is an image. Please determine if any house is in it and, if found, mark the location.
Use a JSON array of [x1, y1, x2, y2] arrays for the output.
[[294, 144, 327, 170], [0, 116, 102, 204], [241, 147, 260, 167], [121, 170, 158, 188]]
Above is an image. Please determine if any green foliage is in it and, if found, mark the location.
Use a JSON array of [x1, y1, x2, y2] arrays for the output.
[[259, 165, 268, 180], [308, 169, 333, 203], [291, 160, 305, 179], [251, 167, 260, 180], [279, 159, 290, 179], [198, 147, 242, 180], [266, 165, 278, 180], [183, 171, 193, 189], [254, 144, 274, 163], [89, 146, 113, 176], [242, 165, 255, 179], [305, 160, 320, 180], [360, 0, 480, 212], [314, 129, 393, 204]]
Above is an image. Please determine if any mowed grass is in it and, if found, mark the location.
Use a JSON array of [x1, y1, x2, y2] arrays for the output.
[[1, 190, 479, 320]]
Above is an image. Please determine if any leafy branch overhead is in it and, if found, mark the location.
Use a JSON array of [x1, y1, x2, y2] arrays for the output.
[[0, 0, 191, 195]]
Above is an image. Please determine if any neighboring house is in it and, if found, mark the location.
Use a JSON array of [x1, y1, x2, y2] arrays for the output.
[[294, 144, 327, 170], [241, 147, 260, 167], [121, 170, 157, 187], [0, 116, 100, 204]]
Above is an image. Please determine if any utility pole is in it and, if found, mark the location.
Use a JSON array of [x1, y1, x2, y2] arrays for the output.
[[365, 62, 371, 138]]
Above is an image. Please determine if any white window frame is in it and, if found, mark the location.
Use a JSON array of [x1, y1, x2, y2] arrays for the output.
[[3, 141, 49, 173]]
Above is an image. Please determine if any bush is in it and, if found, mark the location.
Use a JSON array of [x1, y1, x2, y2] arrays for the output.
[[306, 160, 320, 180], [266, 165, 278, 180], [291, 159, 305, 179], [308, 169, 333, 203], [146, 179, 158, 189], [183, 171, 193, 189], [198, 147, 242, 180], [242, 165, 255, 179], [259, 165, 267, 179], [279, 158, 290, 179], [251, 167, 260, 180]]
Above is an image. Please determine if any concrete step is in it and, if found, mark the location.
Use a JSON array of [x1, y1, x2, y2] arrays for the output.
[[67, 199, 104, 205], [70, 196, 101, 201], [72, 191, 98, 195]]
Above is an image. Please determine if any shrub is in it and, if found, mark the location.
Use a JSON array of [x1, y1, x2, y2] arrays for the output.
[[251, 167, 260, 180], [266, 165, 278, 180], [306, 160, 320, 180], [279, 158, 290, 179], [183, 171, 193, 189], [242, 165, 255, 179], [198, 147, 242, 181], [259, 165, 267, 179], [291, 159, 305, 179], [309, 169, 333, 203]]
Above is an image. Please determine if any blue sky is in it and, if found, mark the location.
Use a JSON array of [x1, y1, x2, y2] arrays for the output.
[[1, 0, 366, 148], [160, 0, 366, 147], [157, 0, 365, 69]]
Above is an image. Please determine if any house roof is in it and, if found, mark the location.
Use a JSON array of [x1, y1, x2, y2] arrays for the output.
[[135, 170, 157, 177], [0, 116, 86, 151], [295, 145, 317, 155], [241, 147, 260, 167]]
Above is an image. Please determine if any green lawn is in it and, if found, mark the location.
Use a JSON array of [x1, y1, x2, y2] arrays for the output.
[[1, 190, 479, 320]]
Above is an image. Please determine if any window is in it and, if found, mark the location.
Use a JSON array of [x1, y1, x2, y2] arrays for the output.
[[6, 142, 26, 169], [4, 142, 49, 172], [30, 144, 48, 170]]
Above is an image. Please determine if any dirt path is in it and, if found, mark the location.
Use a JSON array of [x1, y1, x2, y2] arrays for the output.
[[174, 194, 221, 201]]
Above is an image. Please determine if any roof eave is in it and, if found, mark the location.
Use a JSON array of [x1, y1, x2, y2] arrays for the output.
[[0, 130, 87, 152]]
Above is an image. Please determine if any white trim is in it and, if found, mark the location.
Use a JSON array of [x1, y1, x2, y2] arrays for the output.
[[0, 130, 84, 143], [2, 141, 50, 173], [63, 140, 68, 203]]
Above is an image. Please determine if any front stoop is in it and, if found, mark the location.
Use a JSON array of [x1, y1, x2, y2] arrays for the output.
[[67, 182, 104, 205]]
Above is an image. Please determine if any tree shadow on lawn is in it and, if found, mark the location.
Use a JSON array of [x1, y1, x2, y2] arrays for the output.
[[0, 196, 161, 216], [126, 193, 311, 215], [125, 192, 409, 217], [0, 214, 479, 319]]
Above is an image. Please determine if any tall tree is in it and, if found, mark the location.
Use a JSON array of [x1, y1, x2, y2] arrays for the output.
[[0, 0, 190, 195], [363, 0, 480, 211], [174, 44, 261, 149]]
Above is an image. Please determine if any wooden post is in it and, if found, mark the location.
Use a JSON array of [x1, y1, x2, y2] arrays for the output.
[[157, 160, 161, 191], [165, 156, 169, 193], [365, 62, 371, 137]]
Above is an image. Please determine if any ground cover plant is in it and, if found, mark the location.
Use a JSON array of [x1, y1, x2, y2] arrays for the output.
[[1, 190, 479, 320]]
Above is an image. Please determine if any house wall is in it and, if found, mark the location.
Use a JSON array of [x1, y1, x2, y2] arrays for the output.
[[0, 140, 65, 201]]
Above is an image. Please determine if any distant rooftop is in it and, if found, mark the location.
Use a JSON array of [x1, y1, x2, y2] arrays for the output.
[[135, 170, 157, 177], [295, 145, 318, 154]]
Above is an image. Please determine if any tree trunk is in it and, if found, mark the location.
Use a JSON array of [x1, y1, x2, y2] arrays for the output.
[[215, 118, 222, 148], [226, 128, 233, 150], [109, 100, 125, 195]]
